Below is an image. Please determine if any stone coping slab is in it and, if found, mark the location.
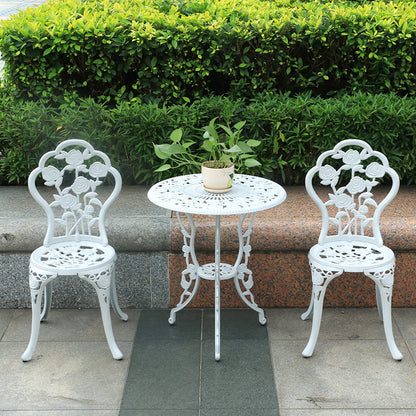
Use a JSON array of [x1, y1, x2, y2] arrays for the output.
[[2, 185, 416, 254], [172, 185, 416, 253], [1, 184, 416, 309], [0, 185, 171, 252]]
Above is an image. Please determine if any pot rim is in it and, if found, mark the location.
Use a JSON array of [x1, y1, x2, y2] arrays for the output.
[[201, 161, 234, 169]]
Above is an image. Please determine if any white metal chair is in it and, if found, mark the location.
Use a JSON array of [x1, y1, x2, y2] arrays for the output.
[[301, 139, 402, 360], [22, 139, 128, 362]]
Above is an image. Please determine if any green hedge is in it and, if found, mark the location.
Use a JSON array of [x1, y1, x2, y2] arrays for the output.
[[1, 92, 416, 186], [1, 0, 416, 103]]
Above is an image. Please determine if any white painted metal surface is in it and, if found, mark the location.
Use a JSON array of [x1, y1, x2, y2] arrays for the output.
[[147, 174, 286, 215], [22, 139, 128, 361], [301, 139, 402, 360], [148, 174, 286, 360]]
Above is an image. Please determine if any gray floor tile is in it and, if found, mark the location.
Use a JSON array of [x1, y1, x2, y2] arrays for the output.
[[270, 339, 415, 411], [267, 308, 401, 342], [0, 341, 132, 411], [133, 309, 202, 340], [121, 310, 202, 411], [203, 308, 268, 340], [122, 309, 279, 414], [123, 339, 200, 410], [3, 308, 140, 342], [120, 411, 198, 416], [200, 338, 278, 411]]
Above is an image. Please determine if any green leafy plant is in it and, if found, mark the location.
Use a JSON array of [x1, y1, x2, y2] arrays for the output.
[[1, 92, 416, 186], [2, 0, 416, 104], [153, 117, 261, 173]]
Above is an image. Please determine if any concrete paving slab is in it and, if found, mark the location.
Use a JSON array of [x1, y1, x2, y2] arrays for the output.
[[1, 307, 416, 414], [0, 308, 17, 339], [280, 410, 416, 416], [3, 308, 140, 342], [1, 411, 119, 416], [270, 339, 416, 411], [201, 410, 278, 416], [393, 308, 416, 339], [404, 339, 416, 366], [0, 340, 132, 411], [267, 308, 402, 342]]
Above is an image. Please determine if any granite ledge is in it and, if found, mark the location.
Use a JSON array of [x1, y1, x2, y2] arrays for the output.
[[0, 185, 171, 253], [171, 185, 416, 252]]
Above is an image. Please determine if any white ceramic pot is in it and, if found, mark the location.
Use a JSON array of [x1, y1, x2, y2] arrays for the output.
[[201, 162, 234, 193]]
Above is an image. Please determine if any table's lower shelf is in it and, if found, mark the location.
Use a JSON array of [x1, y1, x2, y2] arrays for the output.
[[198, 263, 235, 280]]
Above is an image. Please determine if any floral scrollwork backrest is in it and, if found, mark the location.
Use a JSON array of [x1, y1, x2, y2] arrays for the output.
[[305, 139, 399, 246], [29, 139, 121, 247]]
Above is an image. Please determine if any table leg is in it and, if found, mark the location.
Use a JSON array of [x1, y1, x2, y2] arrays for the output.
[[214, 215, 221, 361], [233, 213, 266, 325], [169, 212, 200, 325]]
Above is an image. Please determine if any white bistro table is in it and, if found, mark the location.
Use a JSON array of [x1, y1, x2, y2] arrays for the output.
[[147, 173, 286, 360]]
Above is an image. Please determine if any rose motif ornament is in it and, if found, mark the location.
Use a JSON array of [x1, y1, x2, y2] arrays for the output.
[[366, 162, 385, 178], [59, 194, 78, 209], [65, 149, 84, 167], [346, 176, 366, 194], [89, 162, 108, 178], [42, 166, 62, 185], [72, 176, 91, 195], [330, 193, 355, 210], [342, 149, 361, 166], [319, 165, 338, 184]]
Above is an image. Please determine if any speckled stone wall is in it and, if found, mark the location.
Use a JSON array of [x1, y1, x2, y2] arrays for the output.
[[169, 186, 416, 308], [0, 252, 169, 309], [2, 185, 415, 309], [0, 186, 171, 309], [169, 251, 416, 308]]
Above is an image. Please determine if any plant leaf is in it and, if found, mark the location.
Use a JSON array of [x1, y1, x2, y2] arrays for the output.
[[247, 139, 261, 147], [244, 159, 261, 167], [233, 120, 246, 130], [154, 164, 171, 172], [225, 144, 243, 153], [153, 144, 170, 160], [170, 128, 183, 143]]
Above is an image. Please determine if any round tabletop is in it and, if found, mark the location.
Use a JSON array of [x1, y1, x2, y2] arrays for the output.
[[147, 174, 287, 216]]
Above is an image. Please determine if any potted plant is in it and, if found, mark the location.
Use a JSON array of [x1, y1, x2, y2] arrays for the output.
[[154, 118, 261, 193]]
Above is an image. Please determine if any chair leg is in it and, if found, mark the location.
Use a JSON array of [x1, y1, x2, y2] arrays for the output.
[[22, 268, 57, 362], [110, 267, 128, 322], [375, 283, 383, 320], [79, 266, 123, 360], [302, 262, 342, 358], [40, 281, 53, 321], [365, 265, 403, 361], [301, 290, 314, 321]]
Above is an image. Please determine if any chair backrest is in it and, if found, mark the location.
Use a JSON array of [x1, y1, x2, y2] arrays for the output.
[[28, 139, 121, 247], [305, 139, 399, 246]]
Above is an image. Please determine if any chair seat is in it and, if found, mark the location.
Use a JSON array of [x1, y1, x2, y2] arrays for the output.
[[30, 241, 115, 275], [309, 241, 394, 273]]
